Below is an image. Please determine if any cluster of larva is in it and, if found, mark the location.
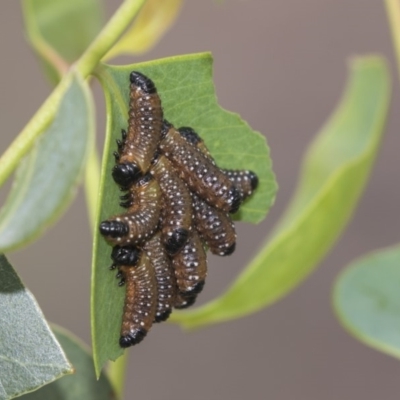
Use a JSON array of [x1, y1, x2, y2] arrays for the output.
[[99, 71, 258, 348]]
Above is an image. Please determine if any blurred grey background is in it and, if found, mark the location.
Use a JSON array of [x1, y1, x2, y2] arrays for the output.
[[1, 1, 400, 399]]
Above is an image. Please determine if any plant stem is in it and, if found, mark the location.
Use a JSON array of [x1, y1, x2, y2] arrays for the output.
[[0, 75, 71, 187], [385, 0, 400, 77], [76, 0, 147, 78], [0, 0, 147, 187]]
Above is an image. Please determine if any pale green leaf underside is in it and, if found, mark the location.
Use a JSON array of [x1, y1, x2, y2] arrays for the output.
[[21, 325, 114, 400], [333, 245, 400, 360], [0, 256, 72, 400], [170, 56, 391, 329], [23, 0, 104, 65], [0, 74, 94, 253], [91, 52, 276, 374]]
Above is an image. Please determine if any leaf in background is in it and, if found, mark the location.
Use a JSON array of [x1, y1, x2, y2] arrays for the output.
[[105, 0, 184, 60], [0, 74, 94, 253], [91, 52, 277, 374], [333, 245, 400, 359], [22, 0, 104, 82], [169, 56, 391, 329], [0, 256, 72, 400], [20, 325, 115, 400]]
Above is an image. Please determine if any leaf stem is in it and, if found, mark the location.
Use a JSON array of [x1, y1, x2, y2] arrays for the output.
[[0, 0, 147, 188], [0, 75, 72, 187], [76, 0, 147, 78], [385, 0, 400, 77]]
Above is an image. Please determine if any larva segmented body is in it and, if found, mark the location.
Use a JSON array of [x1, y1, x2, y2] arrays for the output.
[[159, 121, 241, 214], [177, 127, 258, 202], [192, 193, 236, 256], [172, 231, 207, 297], [112, 71, 163, 188], [177, 126, 214, 163], [151, 155, 192, 255], [119, 252, 157, 348], [143, 232, 177, 322], [99, 173, 161, 246], [222, 169, 258, 202]]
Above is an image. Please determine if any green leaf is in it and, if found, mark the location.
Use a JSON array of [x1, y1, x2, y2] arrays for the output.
[[169, 56, 391, 329], [333, 245, 400, 359], [105, 0, 184, 59], [0, 74, 94, 253], [22, 0, 104, 82], [0, 256, 72, 400], [20, 325, 115, 400], [91, 52, 277, 374]]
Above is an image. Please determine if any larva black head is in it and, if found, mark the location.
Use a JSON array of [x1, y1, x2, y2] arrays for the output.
[[111, 246, 140, 266], [99, 221, 129, 238], [119, 328, 147, 348], [154, 309, 172, 323], [178, 127, 201, 145], [112, 163, 141, 188], [165, 228, 189, 255], [129, 71, 156, 94], [175, 295, 197, 309], [161, 119, 172, 138], [228, 186, 242, 214], [220, 242, 236, 256], [248, 170, 259, 191]]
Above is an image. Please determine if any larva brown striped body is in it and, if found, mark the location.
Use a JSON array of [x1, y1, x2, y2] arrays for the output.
[[151, 155, 192, 255], [119, 252, 157, 348], [192, 193, 236, 256], [143, 232, 177, 322], [177, 127, 259, 202], [159, 122, 241, 214], [99, 174, 161, 246], [172, 231, 207, 297], [112, 72, 163, 188]]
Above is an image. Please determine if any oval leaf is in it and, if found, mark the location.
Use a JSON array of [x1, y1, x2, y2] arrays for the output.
[[105, 0, 184, 59], [22, 0, 104, 82], [0, 256, 72, 400], [0, 74, 94, 253], [333, 245, 400, 359], [169, 56, 391, 329], [91, 52, 276, 374], [21, 325, 115, 400]]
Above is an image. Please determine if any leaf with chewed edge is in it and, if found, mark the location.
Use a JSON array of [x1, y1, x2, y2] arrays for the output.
[[0, 256, 72, 400], [91, 52, 276, 375], [170, 56, 391, 329]]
